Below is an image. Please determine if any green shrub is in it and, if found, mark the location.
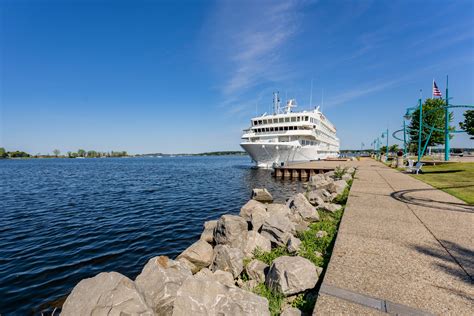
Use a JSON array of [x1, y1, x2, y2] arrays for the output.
[[253, 283, 284, 316], [333, 166, 347, 180]]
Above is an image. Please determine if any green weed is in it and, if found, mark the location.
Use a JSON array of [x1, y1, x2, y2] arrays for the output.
[[253, 283, 284, 316]]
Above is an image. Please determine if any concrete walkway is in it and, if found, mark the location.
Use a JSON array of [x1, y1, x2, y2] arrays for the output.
[[313, 159, 474, 315]]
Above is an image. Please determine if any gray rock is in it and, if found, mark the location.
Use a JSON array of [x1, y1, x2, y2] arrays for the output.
[[286, 235, 302, 254], [306, 191, 325, 206], [250, 207, 269, 232], [210, 244, 244, 278], [342, 173, 352, 182], [240, 200, 270, 231], [172, 277, 270, 316], [347, 167, 355, 174], [260, 212, 295, 246], [214, 214, 248, 250], [314, 251, 323, 258], [287, 193, 320, 222], [213, 270, 235, 287], [200, 220, 217, 243], [252, 188, 273, 203], [245, 259, 268, 283], [316, 230, 328, 238], [239, 199, 266, 221], [194, 267, 213, 280], [194, 268, 235, 287], [321, 203, 342, 213], [265, 256, 319, 296], [177, 240, 213, 273], [281, 306, 303, 316], [327, 180, 347, 195], [176, 257, 197, 273], [135, 256, 192, 315], [62, 272, 153, 316], [244, 231, 271, 257], [266, 203, 291, 217]]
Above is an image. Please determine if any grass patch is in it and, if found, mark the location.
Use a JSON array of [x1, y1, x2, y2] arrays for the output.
[[253, 283, 284, 316], [253, 246, 290, 265], [411, 162, 474, 205], [297, 208, 343, 267], [291, 291, 317, 313]]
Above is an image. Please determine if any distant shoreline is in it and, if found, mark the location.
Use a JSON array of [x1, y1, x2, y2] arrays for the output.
[[0, 151, 249, 159]]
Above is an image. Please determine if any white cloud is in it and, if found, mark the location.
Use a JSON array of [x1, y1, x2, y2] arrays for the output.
[[204, 0, 302, 97]]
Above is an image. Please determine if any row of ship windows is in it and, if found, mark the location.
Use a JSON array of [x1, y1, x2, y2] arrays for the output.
[[253, 116, 317, 125], [253, 126, 305, 133]]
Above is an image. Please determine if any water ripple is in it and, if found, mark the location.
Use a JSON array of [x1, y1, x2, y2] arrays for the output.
[[0, 156, 302, 314]]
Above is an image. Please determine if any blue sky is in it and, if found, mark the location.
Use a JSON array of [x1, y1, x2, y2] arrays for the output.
[[1, 0, 473, 154]]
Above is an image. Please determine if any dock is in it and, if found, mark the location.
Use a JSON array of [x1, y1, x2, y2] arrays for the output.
[[273, 159, 356, 180]]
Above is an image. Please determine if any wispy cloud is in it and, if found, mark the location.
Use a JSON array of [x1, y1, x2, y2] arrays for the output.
[[204, 1, 303, 97]]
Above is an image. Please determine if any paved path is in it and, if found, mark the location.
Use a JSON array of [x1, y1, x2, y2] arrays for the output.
[[313, 159, 474, 315]]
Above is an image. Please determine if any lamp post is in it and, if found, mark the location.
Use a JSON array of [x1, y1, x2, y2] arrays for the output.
[[381, 128, 389, 158], [444, 76, 450, 161], [404, 98, 423, 162], [417, 97, 423, 162]]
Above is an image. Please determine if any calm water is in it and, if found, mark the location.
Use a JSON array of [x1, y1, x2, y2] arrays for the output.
[[0, 156, 302, 315]]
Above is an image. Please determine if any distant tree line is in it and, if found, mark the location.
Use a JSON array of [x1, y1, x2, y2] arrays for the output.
[[0, 148, 128, 159], [66, 149, 128, 158], [0, 148, 31, 158]]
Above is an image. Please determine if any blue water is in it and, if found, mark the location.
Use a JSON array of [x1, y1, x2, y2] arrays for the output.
[[0, 156, 302, 315]]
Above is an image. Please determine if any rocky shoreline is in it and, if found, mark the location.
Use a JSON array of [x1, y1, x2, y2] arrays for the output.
[[61, 166, 356, 316]]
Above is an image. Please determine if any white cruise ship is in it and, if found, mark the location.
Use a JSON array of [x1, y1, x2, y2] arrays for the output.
[[241, 92, 340, 168]]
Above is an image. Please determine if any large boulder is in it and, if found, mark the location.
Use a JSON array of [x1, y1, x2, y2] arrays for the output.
[[240, 200, 269, 231], [135, 256, 192, 315], [195, 268, 235, 287], [251, 188, 273, 203], [240, 200, 266, 221], [265, 256, 319, 296], [327, 180, 347, 196], [266, 203, 291, 217], [62, 272, 153, 316], [287, 193, 320, 222], [244, 231, 271, 257], [246, 259, 269, 283], [200, 220, 217, 243], [307, 189, 332, 205], [214, 215, 248, 250], [260, 212, 295, 246], [176, 240, 213, 273], [308, 175, 333, 191], [172, 277, 270, 316], [210, 244, 244, 278]]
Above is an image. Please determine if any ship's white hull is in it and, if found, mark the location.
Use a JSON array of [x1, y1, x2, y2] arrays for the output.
[[240, 142, 338, 168]]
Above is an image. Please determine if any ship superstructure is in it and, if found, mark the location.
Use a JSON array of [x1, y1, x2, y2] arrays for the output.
[[240, 92, 340, 168]]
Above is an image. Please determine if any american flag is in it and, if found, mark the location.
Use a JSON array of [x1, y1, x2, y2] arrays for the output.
[[433, 80, 442, 98]]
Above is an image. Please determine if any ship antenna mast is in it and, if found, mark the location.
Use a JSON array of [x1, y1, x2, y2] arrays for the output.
[[273, 91, 280, 114]]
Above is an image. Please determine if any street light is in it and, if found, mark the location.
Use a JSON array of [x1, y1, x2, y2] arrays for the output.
[[381, 129, 389, 161]]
